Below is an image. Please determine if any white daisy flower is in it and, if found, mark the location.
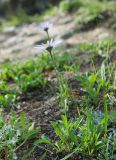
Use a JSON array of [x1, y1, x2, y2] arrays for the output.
[[40, 22, 53, 32], [35, 39, 62, 52]]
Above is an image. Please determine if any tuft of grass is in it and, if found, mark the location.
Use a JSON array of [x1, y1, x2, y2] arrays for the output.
[[0, 112, 39, 159], [60, 0, 82, 12], [45, 109, 116, 159]]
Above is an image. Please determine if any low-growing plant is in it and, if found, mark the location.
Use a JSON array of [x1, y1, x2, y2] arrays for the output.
[[77, 72, 101, 107], [72, 38, 115, 65], [51, 114, 83, 153], [48, 109, 111, 159], [0, 94, 16, 109], [0, 112, 39, 160], [0, 49, 79, 109], [16, 71, 47, 92], [79, 110, 104, 156], [96, 111, 116, 159], [76, 60, 115, 108], [0, 81, 17, 109], [57, 75, 70, 111]]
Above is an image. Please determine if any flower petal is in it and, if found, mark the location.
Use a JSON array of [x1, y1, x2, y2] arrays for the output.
[[39, 22, 53, 31], [35, 44, 45, 51], [53, 40, 63, 47]]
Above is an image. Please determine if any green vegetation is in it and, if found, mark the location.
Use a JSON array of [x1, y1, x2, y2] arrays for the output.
[[0, 112, 39, 159], [0, 0, 116, 159], [60, 0, 82, 12], [0, 34, 115, 159], [50, 110, 115, 159], [0, 52, 79, 109], [76, 63, 115, 107]]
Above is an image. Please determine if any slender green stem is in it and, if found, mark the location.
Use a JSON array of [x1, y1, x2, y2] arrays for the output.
[[46, 30, 50, 41], [5, 145, 8, 160], [104, 97, 108, 142], [45, 29, 68, 113]]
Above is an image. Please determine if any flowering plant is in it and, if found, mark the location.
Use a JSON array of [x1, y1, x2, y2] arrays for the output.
[[36, 22, 62, 69]]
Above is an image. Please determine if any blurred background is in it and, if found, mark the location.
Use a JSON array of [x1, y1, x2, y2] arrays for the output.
[[0, 0, 60, 18], [0, 0, 115, 28], [0, 0, 115, 63]]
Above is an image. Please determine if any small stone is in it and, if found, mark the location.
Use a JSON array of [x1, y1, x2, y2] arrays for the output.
[[44, 109, 51, 115]]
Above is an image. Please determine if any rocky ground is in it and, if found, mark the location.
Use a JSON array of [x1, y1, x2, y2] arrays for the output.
[[0, 13, 115, 64]]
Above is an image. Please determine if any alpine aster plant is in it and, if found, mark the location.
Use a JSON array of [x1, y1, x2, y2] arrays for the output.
[[36, 21, 63, 76], [36, 22, 62, 58]]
